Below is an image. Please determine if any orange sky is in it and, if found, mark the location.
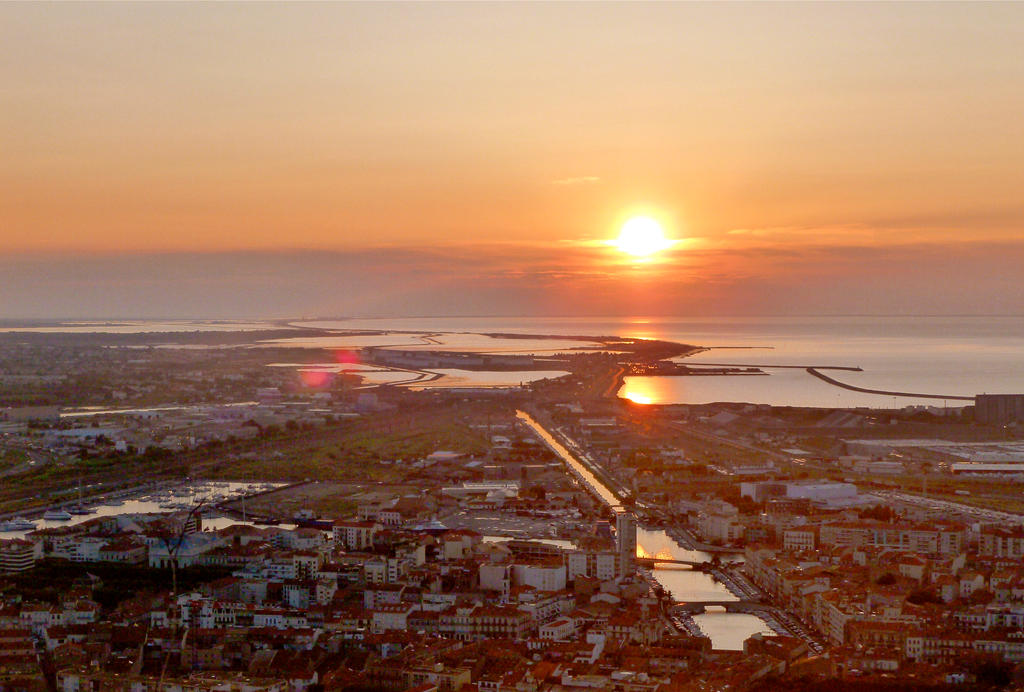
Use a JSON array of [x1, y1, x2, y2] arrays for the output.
[[1, 3, 1023, 317]]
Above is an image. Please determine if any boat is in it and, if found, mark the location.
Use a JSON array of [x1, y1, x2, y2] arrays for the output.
[[43, 509, 73, 521], [69, 477, 91, 515], [160, 501, 191, 511], [0, 517, 37, 531]]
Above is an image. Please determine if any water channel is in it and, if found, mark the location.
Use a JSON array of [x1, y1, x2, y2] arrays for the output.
[[517, 410, 773, 650]]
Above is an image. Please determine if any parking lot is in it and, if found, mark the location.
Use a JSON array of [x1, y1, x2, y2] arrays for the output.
[[440, 508, 581, 541]]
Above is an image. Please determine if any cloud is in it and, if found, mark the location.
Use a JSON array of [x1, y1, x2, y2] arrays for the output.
[[550, 176, 601, 185], [1, 238, 1023, 318]]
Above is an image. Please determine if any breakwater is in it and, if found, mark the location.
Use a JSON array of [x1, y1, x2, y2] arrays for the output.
[[806, 368, 975, 402]]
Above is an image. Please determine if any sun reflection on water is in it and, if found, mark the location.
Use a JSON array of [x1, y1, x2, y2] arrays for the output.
[[619, 377, 665, 405], [636, 544, 676, 560]]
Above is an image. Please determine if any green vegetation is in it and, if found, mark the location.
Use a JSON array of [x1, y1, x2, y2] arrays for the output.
[[205, 412, 490, 482], [907, 587, 943, 606], [0, 451, 189, 514], [0, 402, 496, 513], [859, 505, 897, 522], [0, 448, 29, 472]]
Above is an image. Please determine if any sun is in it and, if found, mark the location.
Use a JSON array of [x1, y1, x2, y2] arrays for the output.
[[611, 216, 674, 257]]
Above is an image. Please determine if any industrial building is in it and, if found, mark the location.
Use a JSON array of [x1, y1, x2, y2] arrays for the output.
[[740, 480, 864, 508], [975, 394, 1024, 425]]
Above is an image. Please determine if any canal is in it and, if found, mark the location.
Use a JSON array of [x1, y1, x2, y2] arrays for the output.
[[517, 410, 773, 650]]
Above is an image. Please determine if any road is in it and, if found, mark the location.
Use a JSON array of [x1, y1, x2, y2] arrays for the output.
[[877, 489, 1024, 525]]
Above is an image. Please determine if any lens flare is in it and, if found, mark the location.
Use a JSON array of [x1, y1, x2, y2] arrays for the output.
[[300, 369, 332, 388], [334, 349, 360, 365]]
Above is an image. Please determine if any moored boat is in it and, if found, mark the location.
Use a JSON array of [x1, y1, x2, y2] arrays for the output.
[[0, 517, 37, 531], [43, 509, 73, 521]]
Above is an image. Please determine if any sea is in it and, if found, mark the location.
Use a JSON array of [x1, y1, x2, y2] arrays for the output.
[[9, 315, 1023, 408], [295, 316, 1024, 408]]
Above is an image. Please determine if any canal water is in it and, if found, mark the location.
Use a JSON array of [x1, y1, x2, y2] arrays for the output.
[[637, 527, 772, 650], [517, 410, 772, 650]]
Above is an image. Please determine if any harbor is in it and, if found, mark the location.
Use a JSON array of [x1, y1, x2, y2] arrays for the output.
[[0, 480, 290, 538]]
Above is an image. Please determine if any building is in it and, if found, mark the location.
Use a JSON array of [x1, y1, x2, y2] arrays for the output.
[[975, 394, 1024, 425], [0, 539, 40, 573], [695, 501, 744, 545], [147, 533, 221, 568], [616, 510, 636, 577], [513, 561, 567, 592], [980, 525, 1024, 558], [333, 520, 378, 551], [539, 617, 576, 640], [566, 547, 618, 582], [783, 527, 817, 552], [741, 480, 858, 506]]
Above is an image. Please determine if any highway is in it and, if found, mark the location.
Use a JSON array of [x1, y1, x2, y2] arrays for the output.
[[877, 489, 1024, 525]]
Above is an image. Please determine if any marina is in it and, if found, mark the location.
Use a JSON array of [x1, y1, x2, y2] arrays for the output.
[[0, 481, 289, 540]]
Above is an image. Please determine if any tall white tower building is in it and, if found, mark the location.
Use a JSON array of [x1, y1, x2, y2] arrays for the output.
[[616, 509, 637, 577]]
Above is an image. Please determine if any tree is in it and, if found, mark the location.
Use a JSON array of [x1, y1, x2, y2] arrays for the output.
[[969, 588, 995, 605], [968, 655, 1012, 689], [859, 504, 897, 522], [521, 485, 546, 501], [149, 498, 208, 685], [153, 500, 207, 602], [907, 588, 942, 605]]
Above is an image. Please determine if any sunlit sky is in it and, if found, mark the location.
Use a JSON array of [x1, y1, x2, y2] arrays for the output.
[[2, 3, 1023, 318]]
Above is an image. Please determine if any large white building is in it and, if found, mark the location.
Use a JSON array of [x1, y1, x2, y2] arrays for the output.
[[147, 533, 221, 568], [741, 480, 860, 507], [513, 561, 566, 592], [696, 501, 745, 544]]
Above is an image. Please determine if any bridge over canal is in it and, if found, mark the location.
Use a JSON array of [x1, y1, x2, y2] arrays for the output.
[[672, 600, 772, 614], [636, 556, 710, 568]]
